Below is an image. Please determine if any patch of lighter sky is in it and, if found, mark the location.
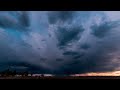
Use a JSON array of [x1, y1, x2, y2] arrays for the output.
[[104, 11, 120, 21]]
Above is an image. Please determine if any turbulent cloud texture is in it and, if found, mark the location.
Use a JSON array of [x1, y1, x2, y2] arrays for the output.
[[0, 11, 120, 74]]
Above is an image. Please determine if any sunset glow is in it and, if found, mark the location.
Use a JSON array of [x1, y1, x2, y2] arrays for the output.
[[71, 71, 120, 76]]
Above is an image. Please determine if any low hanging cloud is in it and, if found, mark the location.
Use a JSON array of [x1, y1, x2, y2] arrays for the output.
[[0, 11, 120, 75]]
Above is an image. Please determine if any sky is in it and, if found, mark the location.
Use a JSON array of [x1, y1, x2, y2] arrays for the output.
[[0, 11, 120, 75]]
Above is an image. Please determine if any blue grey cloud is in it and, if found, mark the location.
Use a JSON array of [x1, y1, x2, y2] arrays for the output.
[[0, 11, 120, 75], [0, 11, 30, 31], [56, 26, 84, 48], [48, 11, 75, 24], [91, 20, 120, 38]]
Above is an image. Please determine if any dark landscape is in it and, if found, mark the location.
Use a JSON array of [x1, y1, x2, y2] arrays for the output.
[[0, 69, 119, 79], [1, 76, 120, 79]]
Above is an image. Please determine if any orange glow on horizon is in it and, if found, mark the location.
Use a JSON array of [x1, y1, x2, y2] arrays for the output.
[[71, 71, 120, 76]]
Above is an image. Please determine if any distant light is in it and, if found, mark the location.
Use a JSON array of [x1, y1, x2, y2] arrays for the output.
[[70, 71, 120, 76]]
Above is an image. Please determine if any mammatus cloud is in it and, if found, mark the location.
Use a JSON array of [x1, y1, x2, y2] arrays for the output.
[[0, 11, 120, 75]]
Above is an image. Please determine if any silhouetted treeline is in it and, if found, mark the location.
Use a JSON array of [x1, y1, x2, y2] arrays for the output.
[[0, 69, 29, 77]]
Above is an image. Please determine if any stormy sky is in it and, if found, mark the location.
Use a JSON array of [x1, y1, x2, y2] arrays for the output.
[[0, 11, 120, 74]]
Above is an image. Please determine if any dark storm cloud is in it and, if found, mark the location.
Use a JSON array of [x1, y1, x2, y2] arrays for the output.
[[57, 51, 116, 74], [66, 27, 120, 74], [53, 12, 120, 74], [80, 43, 90, 50], [56, 58, 63, 62], [0, 15, 17, 29], [73, 55, 82, 59], [18, 11, 30, 27], [63, 51, 79, 56], [40, 58, 47, 61], [91, 20, 120, 38], [0, 11, 30, 31], [47, 11, 75, 24], [56, 26, 84, 47], [0, 44, 19, 63], [0, 61, 49, 73], [1, 11, 120, 75], [73, 53, 85, 59]]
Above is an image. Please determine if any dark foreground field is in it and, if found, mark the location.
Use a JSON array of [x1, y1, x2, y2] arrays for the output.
[[0, 76, 120, 79]]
